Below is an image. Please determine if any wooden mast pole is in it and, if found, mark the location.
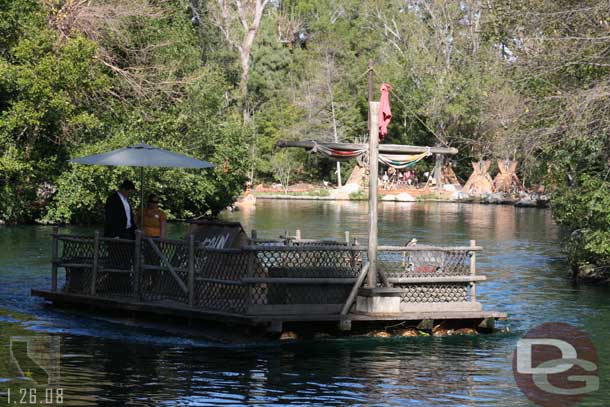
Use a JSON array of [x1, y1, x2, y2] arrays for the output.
[[368, 102, 380, 288], [434, 153, 443, 191], [367, 60, 378, 288], [368, 59, 374, 124]]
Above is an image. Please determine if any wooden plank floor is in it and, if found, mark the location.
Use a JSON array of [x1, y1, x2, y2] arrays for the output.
[[32, 289, 507, 325]]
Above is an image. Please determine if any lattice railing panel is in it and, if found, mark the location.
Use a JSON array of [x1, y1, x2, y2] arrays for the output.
[[95, 239, 135, 298], [379, 249, 471, 279], [60, 238, 94, 294], [195, 249, 252, 280], [245, 246, 365, 307], [61, 237, 94, 260], [194, 282, 248, 313], [398, 284, 469, 303], [54, 233, 480, 311], [143, 239, 189, 271], [192, 248, 251, 313], [249, 285, 268, 306], [139, 239, 188, 304], [139, 268, 188, 303], [252, 248, 363, 278]]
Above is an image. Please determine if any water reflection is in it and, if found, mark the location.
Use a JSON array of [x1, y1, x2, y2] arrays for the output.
[[227, 200, 558, 248], [49, 335, 523, 406]]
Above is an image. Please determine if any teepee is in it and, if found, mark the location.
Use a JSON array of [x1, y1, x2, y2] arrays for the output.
[[441, 161, 461, 186], [464, 161, 494, 194], [494, 160, 522, 193], [345, 164, 367, 188]]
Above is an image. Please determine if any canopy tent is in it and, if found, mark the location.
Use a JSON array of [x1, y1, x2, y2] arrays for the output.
[[70, 142, 214, 223]]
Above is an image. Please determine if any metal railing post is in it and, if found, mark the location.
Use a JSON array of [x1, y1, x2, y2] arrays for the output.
[[91, 230, 100, 295], [188, 234, 195, 307], [51, 226, 59, 292]]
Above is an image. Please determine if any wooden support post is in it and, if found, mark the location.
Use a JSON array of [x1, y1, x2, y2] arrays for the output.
[[368, 59, 374, 126], [470, 239, 477, 302], [268, 321, 283, 334], [146, 237, 188, 293], [435, 153, 443, 191], [51, 226, 59, 292], [246, 246, 256, 311], [295, 229, 301, 240], [91, 230, 100, 295], [346, 232, 357, 269], [338, 320, 352, 332], [368, 101, 380, 288], [134, 230, 142, 298], [341, 263, 370, 315], [188, 234, 195, 307]]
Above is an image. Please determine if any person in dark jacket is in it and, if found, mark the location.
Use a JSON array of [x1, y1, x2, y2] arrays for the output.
[[104, 180, 137, 239]]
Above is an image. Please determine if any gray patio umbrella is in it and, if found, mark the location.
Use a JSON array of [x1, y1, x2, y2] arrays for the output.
[[70, 142, 214, 225]]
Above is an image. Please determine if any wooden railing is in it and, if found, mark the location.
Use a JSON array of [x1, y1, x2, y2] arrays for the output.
[[50, 227, 484, 316]]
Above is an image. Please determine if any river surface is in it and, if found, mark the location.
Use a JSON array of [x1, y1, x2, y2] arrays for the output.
[[1, 200, 608, 406]]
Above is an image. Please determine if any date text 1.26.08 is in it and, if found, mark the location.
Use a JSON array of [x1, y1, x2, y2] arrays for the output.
[[6, 388, 64, 405]]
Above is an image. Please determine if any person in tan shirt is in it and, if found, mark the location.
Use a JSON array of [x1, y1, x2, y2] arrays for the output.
[[138, 193, 167, 238]]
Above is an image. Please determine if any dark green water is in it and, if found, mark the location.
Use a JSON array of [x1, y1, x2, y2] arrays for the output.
[[1, 200, 609, 406]]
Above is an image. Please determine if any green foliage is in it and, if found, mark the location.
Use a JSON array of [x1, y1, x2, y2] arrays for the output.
[[271, 150, 300, 194], [0, 1, 108, 223], [1, 0, 248, 224], [304, 189, 330, 197], [42, 66, 250, 223], [552, 174, 610, 266], [497, 1, 610, 269], [348, 190, 366, 200]]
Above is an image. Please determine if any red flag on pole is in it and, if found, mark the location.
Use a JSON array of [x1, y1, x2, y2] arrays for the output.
[[378, 83, 392, 141]]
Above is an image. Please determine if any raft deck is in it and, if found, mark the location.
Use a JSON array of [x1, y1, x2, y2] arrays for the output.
[[32, 229, 507, 333]]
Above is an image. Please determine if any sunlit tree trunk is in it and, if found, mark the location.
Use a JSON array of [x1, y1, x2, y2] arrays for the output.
[[209, 0, 270, 123]]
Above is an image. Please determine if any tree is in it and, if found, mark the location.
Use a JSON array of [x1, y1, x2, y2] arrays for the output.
[[271, 150, 299, 195], [1, 0, 250, 224], [489, 0, 610, 275], [206, 0, 272, 122]]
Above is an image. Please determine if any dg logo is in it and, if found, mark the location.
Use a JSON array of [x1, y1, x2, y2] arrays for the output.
[[513, 322, 599, 407]]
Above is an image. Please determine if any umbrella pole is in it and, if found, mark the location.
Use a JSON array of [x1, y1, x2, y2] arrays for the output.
[[140, 166, 144, 229]]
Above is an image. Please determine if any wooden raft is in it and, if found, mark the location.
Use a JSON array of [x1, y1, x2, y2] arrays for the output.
[[33, 227, 507, 333]]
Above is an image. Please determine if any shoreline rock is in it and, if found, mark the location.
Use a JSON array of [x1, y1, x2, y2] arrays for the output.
[[572, 262, 610, 283]]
